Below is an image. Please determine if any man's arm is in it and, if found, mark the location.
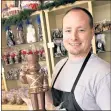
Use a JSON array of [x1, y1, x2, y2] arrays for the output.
[[95, 73, 111, 110]]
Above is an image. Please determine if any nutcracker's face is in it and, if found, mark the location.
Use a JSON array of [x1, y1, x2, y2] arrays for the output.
[[26, 54, 39, 64]]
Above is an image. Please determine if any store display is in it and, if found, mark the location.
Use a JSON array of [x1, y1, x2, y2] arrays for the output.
[[51, 29, 67, 57], [2, 1, 110, 110], [2, 46, 46, 66]]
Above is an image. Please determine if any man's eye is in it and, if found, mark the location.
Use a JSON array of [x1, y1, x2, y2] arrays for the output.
[[65, 30, 71, 32], [79, 29, 85, 32]]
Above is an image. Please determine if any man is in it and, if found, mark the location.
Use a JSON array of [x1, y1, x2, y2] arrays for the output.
[[51, 7, 110, 110]]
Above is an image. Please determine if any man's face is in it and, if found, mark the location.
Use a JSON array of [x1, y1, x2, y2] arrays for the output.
[[63, 10, 94, 57]]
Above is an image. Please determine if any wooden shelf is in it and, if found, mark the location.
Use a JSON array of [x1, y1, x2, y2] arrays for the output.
[[3, 59, 46, 67], [97, 51, 111, 53], [2, 104, 28, 110], [95, 30, 111, 35], [44, 1, 89, 14], [2, 41, 43, 50]]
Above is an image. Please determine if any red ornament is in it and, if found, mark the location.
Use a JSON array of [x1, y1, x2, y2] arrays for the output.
[[2, 55, 7, 60], [27, 50, 33, 55], [10, 53, 16, 58], [39, 49, 44, 54], [34, 50, 39, 55], [21, 50, 27, 55], [28, 3, 38, 10]]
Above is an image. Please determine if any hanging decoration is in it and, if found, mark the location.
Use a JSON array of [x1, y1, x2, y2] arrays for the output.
[[2, 1, 21, 19], [2, 7, 21, 19], [2, 0, 77, 27], [39, 0, 76, 10], [26, 19, 37, 43], [2, 9, 36, 27]]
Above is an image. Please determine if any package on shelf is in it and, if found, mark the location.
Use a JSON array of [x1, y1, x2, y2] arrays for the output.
[[6, 89, 17, 104], [6, 67, 21, 80], [2, 53, 9, 65], [94, 20, 111, 34], [20, 1, 41, 10], [18, 87, 30, 99], [51, 29, 67, 57], [16, 24, 25, 45], [26, 24, 37, 43], [5, 26, 16, 47], [36, 15, 43, 42], [2, 91, 8, 104], [39, 66, 48, 75], [96, 34, 106, 53], [2, 88, 25, 105], [51, 29, 63, 39], [38, 47, 46, 60]]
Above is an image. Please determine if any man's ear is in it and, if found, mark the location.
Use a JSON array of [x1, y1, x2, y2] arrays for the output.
[[91, 27, 95, 39]]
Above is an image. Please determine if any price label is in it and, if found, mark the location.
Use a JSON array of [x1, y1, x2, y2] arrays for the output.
[[47, 42, 54, 48]]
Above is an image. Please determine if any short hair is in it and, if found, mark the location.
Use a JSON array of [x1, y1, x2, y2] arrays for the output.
[[63, 7, 94, 28]]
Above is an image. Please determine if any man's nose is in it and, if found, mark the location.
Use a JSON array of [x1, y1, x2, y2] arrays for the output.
[[71, 31, 78, 40]]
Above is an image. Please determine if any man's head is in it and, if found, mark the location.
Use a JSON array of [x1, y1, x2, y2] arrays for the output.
[[63, 7, 94, 59]]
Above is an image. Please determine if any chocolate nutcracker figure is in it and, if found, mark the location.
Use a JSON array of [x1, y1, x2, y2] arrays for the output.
[[19, 54, 49, 110]]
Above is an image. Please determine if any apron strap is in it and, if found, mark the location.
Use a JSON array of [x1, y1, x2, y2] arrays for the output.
[[71, 51, 91, 92], [52, 58, 68, 87]]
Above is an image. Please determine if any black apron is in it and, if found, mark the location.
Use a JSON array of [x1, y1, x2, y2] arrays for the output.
[[51, 51, 91, 111]]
